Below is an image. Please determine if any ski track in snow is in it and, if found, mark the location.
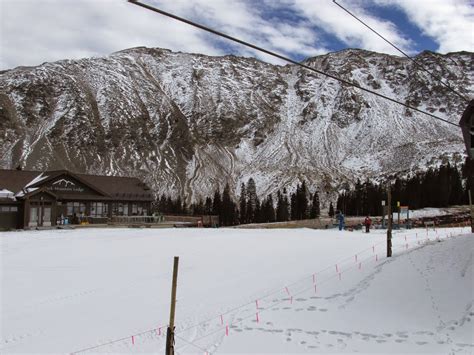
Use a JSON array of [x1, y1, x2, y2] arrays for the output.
[[178, 234, 473, 354]]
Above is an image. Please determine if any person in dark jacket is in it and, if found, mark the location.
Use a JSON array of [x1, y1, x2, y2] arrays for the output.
[[364, 215, 372, 233], [337, 211, 345, 231]]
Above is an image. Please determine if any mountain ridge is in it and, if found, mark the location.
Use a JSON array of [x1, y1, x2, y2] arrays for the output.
[[0, 46, 472, 204]]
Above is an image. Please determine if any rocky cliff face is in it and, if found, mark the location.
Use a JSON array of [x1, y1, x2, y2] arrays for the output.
[[0, 47, 472, 202]]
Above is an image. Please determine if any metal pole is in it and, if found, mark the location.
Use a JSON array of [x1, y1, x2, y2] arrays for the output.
[[166, 256, 179, 355], [387, 184, 392, 257]]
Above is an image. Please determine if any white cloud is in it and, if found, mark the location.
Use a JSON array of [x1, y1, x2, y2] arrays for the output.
[[0, 0, 327, 69], [285, 0, 415, 56], [375, 0, 474, 53], [0, 0, 221, 69], [0, 0, 472, 70]]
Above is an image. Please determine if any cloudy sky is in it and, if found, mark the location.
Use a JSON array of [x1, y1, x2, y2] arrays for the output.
[[1, 0, 473, 70]]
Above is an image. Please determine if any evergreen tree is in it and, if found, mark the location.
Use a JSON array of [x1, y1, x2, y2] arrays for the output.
[[354, 179, 363, 216], [291, 181, 309, 220], [449, 165, 464, 205], [192, 198, 205, 215], [221, 183, 236, 226], [310, 190, 320, 218], [246, 178, 257, 223], [212, 188, 222, 216], [262, 194, 276, 222], [239, 183, 247, 224], [282, 188, 290, 221], [328, 202, 335, 217], [290, 189, 297, 220], [254, 198, 262, 223], [205, 197, 213, 215]]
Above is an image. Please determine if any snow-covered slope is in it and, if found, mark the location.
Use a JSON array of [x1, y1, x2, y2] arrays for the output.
[[0, 47, 472, 201], [1, 228, 472, 353]]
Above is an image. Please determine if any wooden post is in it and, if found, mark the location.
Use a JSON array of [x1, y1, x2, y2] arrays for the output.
[[469, 190, 474, 233], [166, 256, 179, 355], [397, 201, 400, 228], [387, 184, 392, 257]]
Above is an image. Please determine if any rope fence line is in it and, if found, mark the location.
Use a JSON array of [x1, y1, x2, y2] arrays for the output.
[[175, 240, 408, 352], [176, 238, 389, 335], [175, 226, 469, 353], [71, 225, 470, 353]]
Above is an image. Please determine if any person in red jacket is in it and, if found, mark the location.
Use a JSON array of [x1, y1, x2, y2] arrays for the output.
[[364, 215, 372, 233]]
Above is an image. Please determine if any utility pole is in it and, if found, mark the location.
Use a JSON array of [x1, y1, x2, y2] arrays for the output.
[[387, 184, 392, 257], [166, 256, 179, 355], [469, 190, 474, 233]]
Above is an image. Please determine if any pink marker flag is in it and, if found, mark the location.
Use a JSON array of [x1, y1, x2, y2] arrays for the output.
[[312, 274, 316, 284], [256, 312, 259, 323], [132, 335, 135, 345], [335, 264, 339, 273], [285, 286, 290, 295], [226, 325, 229, 336], [158, 327, 161, 336]]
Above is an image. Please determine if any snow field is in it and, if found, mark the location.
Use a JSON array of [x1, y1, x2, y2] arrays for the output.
[[0, 226, 472, 354]]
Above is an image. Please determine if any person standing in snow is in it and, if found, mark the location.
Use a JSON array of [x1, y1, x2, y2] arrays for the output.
[[337, 211, 345, 231], [364, 215, 372, 233]]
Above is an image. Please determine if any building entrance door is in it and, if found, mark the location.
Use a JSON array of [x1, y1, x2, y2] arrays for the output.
[[42, 205, 51, 226], [28, 203, 52, 227], [29, 205, 38, 227]]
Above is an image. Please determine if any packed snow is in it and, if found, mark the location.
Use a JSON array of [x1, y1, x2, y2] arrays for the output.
[[0, 226, 472, 354]]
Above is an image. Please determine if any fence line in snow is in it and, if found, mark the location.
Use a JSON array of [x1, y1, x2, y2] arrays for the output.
[[71, 225, 469, 353]]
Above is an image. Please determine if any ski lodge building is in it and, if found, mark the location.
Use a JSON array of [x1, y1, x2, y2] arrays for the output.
[[0, 169, 154, 230]]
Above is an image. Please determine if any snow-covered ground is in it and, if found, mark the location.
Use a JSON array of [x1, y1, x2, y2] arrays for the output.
[[0, 227, 472, 354]]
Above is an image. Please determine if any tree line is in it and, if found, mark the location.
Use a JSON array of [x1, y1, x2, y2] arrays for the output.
[[337, 160, 472, 216], [155, 178, 321, 226], [154, 160, 472, 224]]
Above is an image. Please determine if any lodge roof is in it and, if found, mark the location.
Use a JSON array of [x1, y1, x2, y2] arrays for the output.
[[0, 169, 154, 201]]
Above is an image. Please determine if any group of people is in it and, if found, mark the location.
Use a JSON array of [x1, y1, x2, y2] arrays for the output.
[[335, 211, 372, 233]]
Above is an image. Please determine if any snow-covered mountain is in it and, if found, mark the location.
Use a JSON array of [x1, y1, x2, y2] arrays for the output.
[[0, 47, 472, 202]]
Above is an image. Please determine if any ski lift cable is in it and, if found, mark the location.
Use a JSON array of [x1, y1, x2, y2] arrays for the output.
[[127, 0, 460, 128], [332, 0, 470, 104]]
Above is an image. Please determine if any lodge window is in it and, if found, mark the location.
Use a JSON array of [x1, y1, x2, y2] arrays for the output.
[[90, 202, 108, 217], [0, 206, 18, 212], [112, 203, 128, 216], [66, 202, 86, 216], [131, 203, 148, 216]]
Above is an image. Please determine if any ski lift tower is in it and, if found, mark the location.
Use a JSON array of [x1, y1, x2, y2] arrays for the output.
[[460, 99, 474, 160], [460, 99, 474, 232]]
